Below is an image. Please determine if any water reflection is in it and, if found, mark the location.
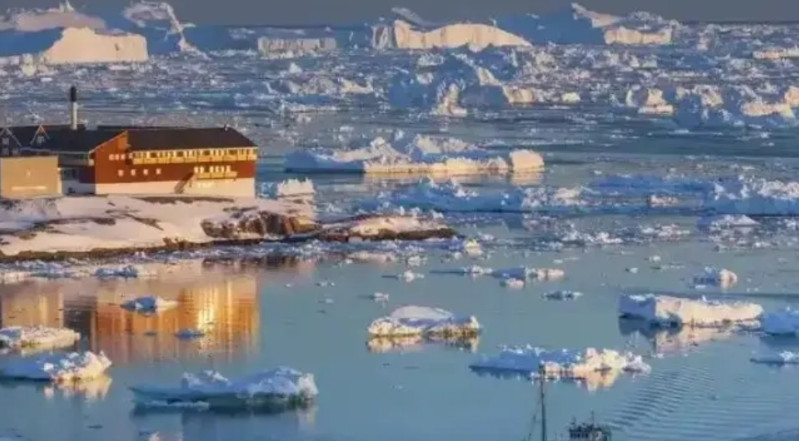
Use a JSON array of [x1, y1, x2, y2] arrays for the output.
[[131, 406, 318, 441], [0, 260, 285, 365], [618, 318, 735, 355], [366, 335, 480, 353], [469, 367, 623, 392]]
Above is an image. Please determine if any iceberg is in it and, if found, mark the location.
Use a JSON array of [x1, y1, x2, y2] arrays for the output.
[[761, 308, 799, 336], [284, 135, 543, 175], [0, 351, 111, 382], [544, 290, 583, 300], [618, 294, 763, 327], [130, 367, 317, 411], [495, 3, 676, 46], [367, 305, 481, 338], [387, 20, 531, 51], [492, 267, 565, 281], [697, 215, 759, 230], [121, 296, 178, 314], [0, 326, 80, 351], [470, 346, 650, 381], [692, 267, 738, 288]]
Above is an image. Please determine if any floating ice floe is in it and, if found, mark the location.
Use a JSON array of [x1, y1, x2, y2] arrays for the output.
[[367, 306, 480, 338], [0, 351, 111, 382], [362, 178, 583, 214], [618, 294, 763, 327], [750, 351, 799, 365], [492, 267, 565, 281], [544, 290, 583, 300], [259, 179, 315, 199], [706, 176, 799, 216], [284, 135, 543, 175], [761, 308, 799, 336], [0, 326, 80, 351], [697, 215, 759, 230], [95, 265, 141, 278], [370, 292, 390, 302], [693, 267, 738, 288], [121, 296, 178, 314], [130, 367, 318, 411], [470, 346, 650, 384], [387, 270, 423, 282], [501, 278, 525, 289]]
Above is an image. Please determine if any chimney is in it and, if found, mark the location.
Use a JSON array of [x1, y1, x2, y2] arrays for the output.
[[69, 86, 78, 130]]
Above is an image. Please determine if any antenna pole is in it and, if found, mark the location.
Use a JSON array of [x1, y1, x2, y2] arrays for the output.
[[540, 365, 547, 441]]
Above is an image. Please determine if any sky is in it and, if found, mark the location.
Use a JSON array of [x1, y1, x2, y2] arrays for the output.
[[4, 0, 799, 25]]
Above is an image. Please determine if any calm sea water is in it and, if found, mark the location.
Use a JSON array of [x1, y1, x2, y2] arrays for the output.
[[2, 146, 799, 441]]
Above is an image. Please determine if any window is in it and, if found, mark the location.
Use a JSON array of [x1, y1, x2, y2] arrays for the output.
[[156, 168, 161, 175], [36, 135, 45, 145], [131, 169, 136, 177], [118, 170, 124, 177], [143, 169, 149, 176]]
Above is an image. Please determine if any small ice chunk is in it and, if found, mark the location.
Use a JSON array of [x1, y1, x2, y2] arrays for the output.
[[0, 351, 111, 382], [95, 265, 140, 278], [626, 267, 639, 274], [389, 270, 423, 282], [618, 294, 763, 327], [492, 267, 564, 280], [175, 329, 206, 339], [470, 346, 650, 379], [698, 215, 759, 230], [693, 268, 738, 288], [130, 367, 317, 411], [761, 308, 799, 336], [501, 278, 525, 289], [0, 326, 80, 350], [459, 239, 483, 257], [371, 292, 390, 302], [544, 290, 583, 300], [367, 306, 480, 338], [121, 296, 178, 314], [751, 351, 799, 365]]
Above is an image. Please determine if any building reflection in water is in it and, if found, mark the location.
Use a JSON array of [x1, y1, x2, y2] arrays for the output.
[[0, 257, 312, 366]]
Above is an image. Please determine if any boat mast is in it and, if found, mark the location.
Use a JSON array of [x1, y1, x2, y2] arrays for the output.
[[539, 364, 547, 441]]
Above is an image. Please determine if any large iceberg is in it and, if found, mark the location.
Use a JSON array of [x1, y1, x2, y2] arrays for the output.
[[618, 294, 763, 327], [130, 367, 318, 410], [284, 135, 544, 175], [495, 3, 676, 46], [0, 3, 148, 65], [367, 305, 481, 338], [470, 346, 650, 386], [386, 20, 531, 51], [0, 351, 111, 382]]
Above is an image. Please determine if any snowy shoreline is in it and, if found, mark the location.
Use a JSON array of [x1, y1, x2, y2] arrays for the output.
[[0, 195, 457, 262]]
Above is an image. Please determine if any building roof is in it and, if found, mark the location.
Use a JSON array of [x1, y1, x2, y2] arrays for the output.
[[13, 125, 256, 153], [125, 127, 256, 151], [2, 125, 85, 147]]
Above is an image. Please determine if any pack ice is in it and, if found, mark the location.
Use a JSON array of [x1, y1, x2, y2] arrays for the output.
[[130, 367, 318, 410], [470, 346, 650, 381], [0, 326, 80, 351], [284, 135, 543, 175], [0, 351, 111, 382], [618, 294, 763, 327], [367, 306, 481, 338]]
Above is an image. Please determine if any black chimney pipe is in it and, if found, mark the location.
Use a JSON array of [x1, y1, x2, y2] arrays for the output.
[[70, 86, 77, 103]]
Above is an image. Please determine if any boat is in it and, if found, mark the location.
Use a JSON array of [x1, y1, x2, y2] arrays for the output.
[[527, 365, 613, 441]]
